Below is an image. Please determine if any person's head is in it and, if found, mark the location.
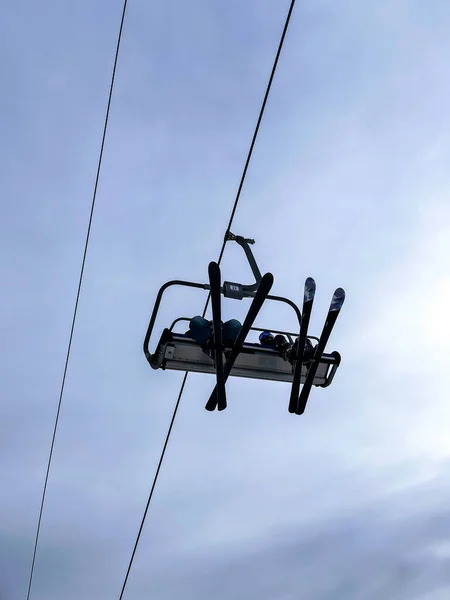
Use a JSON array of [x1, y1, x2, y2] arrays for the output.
[[259, 331, 274, 345]]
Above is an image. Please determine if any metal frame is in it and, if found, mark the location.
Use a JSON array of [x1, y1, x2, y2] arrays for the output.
[[143, 232, 342, 391], [143, 279, 303, 364], [225, 232, 262, 293]]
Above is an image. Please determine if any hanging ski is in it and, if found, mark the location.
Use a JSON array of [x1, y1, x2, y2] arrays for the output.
[[295, 287, 345, 415], [205, 272, 274, 411], [288, 277, 316, 413], [208, 262, 227, 411]]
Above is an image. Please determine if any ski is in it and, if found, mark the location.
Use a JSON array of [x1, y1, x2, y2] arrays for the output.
[[208, 262, 227, 411], [288, 277, 316, 413], [295, 287, 345, 415], [205, 272, 274, 411]]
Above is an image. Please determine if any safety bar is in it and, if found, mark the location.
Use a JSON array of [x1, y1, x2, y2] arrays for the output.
[[143, 279, 302, 366], [168, 317, 321, 345]]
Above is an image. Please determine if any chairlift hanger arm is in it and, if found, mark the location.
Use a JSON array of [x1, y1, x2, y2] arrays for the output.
[[225, 231, 262, 293]]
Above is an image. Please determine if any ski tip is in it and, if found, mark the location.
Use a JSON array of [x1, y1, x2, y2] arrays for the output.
[[304, 277, 316, 299], [205, 400, 217, 412], [330, 287, 345, 311], [261, 272, 274, 289], [208, 261, 220, 275]]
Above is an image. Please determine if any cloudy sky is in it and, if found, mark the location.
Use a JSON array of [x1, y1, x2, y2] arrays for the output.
[[2, 0, 450, 598]]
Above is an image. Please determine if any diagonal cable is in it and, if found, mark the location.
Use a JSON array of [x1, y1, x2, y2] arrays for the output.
[[214, 0, 297, 269], [26, 2, 129, 599], [117, 2, 297, 597]]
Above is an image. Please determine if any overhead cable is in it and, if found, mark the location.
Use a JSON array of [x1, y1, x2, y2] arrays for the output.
[[117, 2, 298, 598], [26, 3, 129, 599]]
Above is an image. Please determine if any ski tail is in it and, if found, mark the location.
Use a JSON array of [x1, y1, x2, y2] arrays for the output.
[[295, 287, 345, 415], [205, 272, 274, 412], [288, 277, 316, 413], [208, 262, 226, 411]]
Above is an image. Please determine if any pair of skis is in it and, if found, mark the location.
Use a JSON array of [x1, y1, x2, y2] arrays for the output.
[[288, 278, 345, 415], [205, 262, 345, 415], [205, 262, 274, 411]]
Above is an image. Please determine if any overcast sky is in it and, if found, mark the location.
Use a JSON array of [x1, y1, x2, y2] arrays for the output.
[[2, 0, 450, 598]]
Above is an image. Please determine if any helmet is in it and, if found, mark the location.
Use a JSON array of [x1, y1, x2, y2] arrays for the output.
[[259, 331, 274, 346]]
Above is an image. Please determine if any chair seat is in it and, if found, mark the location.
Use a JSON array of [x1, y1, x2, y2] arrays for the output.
[[150, 331, 341, 387]]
